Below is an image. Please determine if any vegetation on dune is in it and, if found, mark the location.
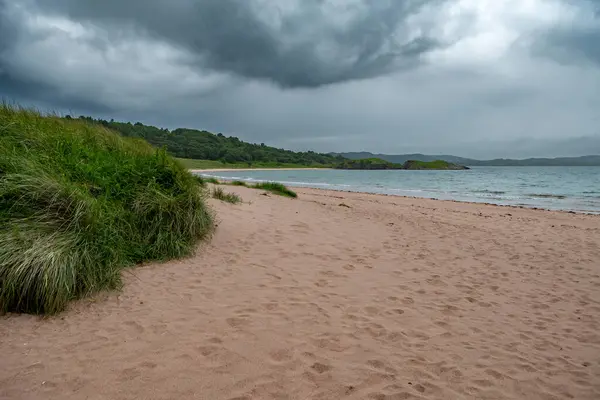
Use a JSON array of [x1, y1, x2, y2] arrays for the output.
[[252, 182, 298, 198], [211, 187, 242, 204], [193, 175, 207, 187], [229, 181, 248, 187], [194, 176, 297, 198], [0, 105, 213, 314], [72, 116, 344, 167], [204, 177, 220, 184]]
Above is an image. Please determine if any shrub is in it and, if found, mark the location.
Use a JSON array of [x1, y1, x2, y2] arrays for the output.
[[0, 104, 214, 314]]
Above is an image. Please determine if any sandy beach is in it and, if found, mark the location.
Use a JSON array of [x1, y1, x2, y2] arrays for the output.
[[1, 186, 599, 400]]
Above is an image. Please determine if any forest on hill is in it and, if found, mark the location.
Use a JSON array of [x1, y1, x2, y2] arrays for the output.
[[72, 116, 345, 167]]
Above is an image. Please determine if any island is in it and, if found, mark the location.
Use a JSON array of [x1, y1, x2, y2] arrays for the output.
[[335, 158, 469, 170]]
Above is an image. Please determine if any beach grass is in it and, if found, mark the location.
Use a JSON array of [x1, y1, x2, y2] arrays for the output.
[[0, 104, 214, 314], [211, 187, 242, 204], [252, 182, 298, 198], [193, 175, 207, 187], [228, 180, 248, 187], [205, 177, 220, 184]]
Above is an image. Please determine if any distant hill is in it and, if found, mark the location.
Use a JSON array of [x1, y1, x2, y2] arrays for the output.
[[334, 152, 600, 166], [472, 155, 600, 166]]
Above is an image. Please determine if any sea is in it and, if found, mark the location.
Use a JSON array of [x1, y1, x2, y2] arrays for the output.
[[198, 167, 600, 213]]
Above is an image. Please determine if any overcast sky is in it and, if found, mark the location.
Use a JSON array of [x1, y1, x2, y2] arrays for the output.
[[1, 0, 599, 158]]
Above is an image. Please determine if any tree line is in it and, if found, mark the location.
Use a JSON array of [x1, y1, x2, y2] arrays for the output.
[[70, 116, 345, 166]]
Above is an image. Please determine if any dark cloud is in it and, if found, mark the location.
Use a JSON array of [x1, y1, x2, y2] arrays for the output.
[[0, 1, 112, 112], [1, 0, 600, 158], [31, 0, 448, 88]]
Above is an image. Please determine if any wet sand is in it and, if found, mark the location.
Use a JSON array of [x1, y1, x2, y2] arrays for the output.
[[1, 186, 599, 400]]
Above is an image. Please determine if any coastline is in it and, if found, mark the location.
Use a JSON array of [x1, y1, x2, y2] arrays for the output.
[[2, 185, 599, 399], [193, 170, 600, 215]]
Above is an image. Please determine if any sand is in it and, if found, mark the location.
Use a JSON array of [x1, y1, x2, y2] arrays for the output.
[[1, 187, 600, 400]]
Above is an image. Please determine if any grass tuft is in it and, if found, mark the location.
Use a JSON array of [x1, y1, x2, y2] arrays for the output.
[[229, 180, 248, 187], [211, 187, 242, 204], [205, 177, 220, 184], [0, 104, 214, 314], [252, 182, 297, 198]]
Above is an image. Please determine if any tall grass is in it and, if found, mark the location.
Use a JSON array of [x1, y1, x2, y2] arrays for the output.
[[252, 182, 297, 198], [0, 104, 214, 314], [211, 187, 242, 204]]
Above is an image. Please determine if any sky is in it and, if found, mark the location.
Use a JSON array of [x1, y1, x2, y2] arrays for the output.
[[0, 0, 599, 159]]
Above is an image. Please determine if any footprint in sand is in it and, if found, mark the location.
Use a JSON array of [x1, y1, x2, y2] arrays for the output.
[[269, 349, 294, 363], [310, 362, 332, 374], [124, 320, 144, 334], [226, 317, 249, 328]]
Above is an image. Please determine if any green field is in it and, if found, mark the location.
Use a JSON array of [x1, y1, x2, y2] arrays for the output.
[[177, 158, 330, 170]]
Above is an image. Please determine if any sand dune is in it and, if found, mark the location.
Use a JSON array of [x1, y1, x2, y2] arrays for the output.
[[1, 187, 599, 400]]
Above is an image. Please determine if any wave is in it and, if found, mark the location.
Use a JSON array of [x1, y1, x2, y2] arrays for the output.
[[527, 193, 567, 199], [473, 190, 507, 195]]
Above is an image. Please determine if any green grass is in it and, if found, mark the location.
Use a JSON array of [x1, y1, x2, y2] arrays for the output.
[[252, 182, 298, 198], [211, 187, 242, 204], [177, 158, 330, 170], [193, 175, 207, 187], [228, 180, 248, 187], [205, 177, 220, 184], [0, 104, 214, 314]]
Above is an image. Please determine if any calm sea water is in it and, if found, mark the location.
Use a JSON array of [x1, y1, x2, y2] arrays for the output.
[[198, 167, 600, 213]]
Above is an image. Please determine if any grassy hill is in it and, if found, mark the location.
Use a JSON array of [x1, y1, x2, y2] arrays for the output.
[[0, 105, 213, 314]]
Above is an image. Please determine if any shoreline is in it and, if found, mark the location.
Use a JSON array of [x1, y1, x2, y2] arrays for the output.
[[194, 171, 600, 215], [300, 187, 600, 216], [2, 185, 599, 399], [189, 167, 332, 172]]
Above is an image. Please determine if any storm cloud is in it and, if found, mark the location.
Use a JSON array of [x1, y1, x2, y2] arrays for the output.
[[16, 0, 453, 88], [1, 0, 599, 158]]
